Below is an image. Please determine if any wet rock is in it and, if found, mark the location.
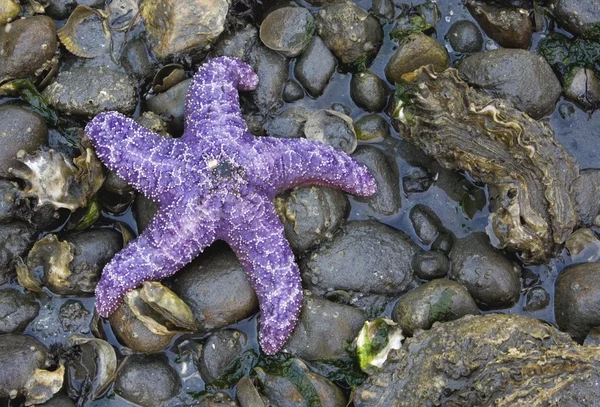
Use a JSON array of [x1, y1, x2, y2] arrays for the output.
[[0, 288, 39, 334], [256, 358, 347, 406], [352, 314, 583, 406], [329, 103, 351, 116], [301, 220, 419, 298], [248, 44, 289, 113], [457, 49, 561, 119], [134, 194, 159, 233], [392, 279, 479, 335], [38, 393, 76, 407], [58, 300, 90, 333], [431, 230, 455, 255], [0, 16, 58, 81], [52, 229, 122, 295], [109, 301, 174, 353], [282, 80, 304, 102], [574, 169, 600, 227], [0, 0, 19, 25], [276, 186, 349, 253], [555, 262, 600, 341], [385, 33, 450, 84], [169, 247, 258, 332], [0, 334, 48, 399], [304, 109, 357, 153], [0, 180, 28, 223], [315, 1, 383, 69], [77, 0, 104, 7], [264, 106, 309, 139], [145, 78, 191, 135], [549, 0, 600, 40], [0, 222, 37, 284], [371, 0, 395, 20], [197, 393, 240, 407], [114, 354, 181, 405], [584, 327, 600, 346], [43, 67, 137, 117], [354, 114, 389, 143], [198, 330, 247, 383], [260, 6, 314, 58], [45, 0, 75, 19], [100, 170, 135, 213], [350, 71, 389, 112], [412, 251, 449, 280], [450, 233, 521, 307], [395, 67, 577, 263], [524, 286, 550, 311], [446, 20, 483, 53], [409, 204, 444, 246], [285, 296, 366, 360], [564, 67, 600, 109], [402, 166, 432, 194], [209, 23, 256, 62], [294, 36, 336, 97], [140, 0, 228, 59], [466, 0, 532, 49], [120, 38, 154, 80], [352, 146, 401, 216], [565, 228, 600, 262], [0, 105, 48, 179]]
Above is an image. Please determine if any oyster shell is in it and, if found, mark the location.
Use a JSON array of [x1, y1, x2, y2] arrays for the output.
[[57, 6, 111, 59], [393, 66, 579, 264]]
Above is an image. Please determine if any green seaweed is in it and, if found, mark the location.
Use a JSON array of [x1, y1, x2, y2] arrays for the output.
[[390, 2, 440, 42], [538, 33, 600, 78], [67, 195, 101, 232], [428, 288, 456, 325], [205, 349, 259, 391], [5, 79, 60, 126], [310, 358, 367, 388]]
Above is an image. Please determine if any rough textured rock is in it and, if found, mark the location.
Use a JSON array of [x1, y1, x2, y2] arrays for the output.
[[549, 0, 600, 40], [353, 314, 580, 406], [385, 33, 450, 84], [466, 0, 533, 49]]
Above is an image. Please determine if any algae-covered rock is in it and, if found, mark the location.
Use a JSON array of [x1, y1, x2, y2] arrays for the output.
[[353, 314, 587, 406], [393, 66, 579, 264]]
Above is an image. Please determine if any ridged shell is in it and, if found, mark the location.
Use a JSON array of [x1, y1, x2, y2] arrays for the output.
[[58, 5, 111, 58]]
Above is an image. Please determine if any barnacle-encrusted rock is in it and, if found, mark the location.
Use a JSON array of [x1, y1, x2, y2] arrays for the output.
[[10, 138, 104, 211], [353, 314, 597, 407], [139, 0, 228, 59], [394, 66, 579, 264]]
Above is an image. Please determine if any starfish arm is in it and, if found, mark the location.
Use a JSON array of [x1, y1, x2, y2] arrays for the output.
[[262, 137, 377, 197], [95, 195, 220, 317], [85, 111, 178, 201], [222, 193, 302, 355], [183, 56, 259, 141]]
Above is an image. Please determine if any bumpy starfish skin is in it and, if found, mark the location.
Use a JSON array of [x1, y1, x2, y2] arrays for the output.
[[85, 56, 376, 354]]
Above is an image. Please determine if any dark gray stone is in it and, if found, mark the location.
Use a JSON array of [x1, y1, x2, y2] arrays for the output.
[[446, 20, 483, 54], [0, 288, 39, 334]]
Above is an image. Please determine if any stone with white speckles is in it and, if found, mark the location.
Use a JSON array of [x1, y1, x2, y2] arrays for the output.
[[85, 56, 376, 354]]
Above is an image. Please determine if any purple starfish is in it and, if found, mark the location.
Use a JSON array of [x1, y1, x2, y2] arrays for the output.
[[85, 56, 376, 354]]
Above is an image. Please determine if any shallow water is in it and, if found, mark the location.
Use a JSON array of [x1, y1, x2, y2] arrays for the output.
[[3, 0, 600, 405]]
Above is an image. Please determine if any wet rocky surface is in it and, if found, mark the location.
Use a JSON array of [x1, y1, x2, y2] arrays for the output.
[[1, 0, 600, 405]]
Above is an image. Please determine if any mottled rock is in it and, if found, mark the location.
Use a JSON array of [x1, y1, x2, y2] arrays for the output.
[[565, 228, 600, 262], [43, 67, 137, 117], [409, 204, 444, 245], [38, 394, 76, 407], [264, 106, 309, 139], [446, 20, 483, 53], [353, 314, 588, 407], [316, 1, 383, 69], [145, 78, 191, 135], [260, 6, 314, 58], [114, 354, 181, 405], [285, 296, 366, 360], [169, 247, 258, 332], [412, 251, 449, 280], [0, 0, 19, 25], [466, 0, 532, 49], [574, 169, 600, 227], [120, 38, 154, 80], [450, 233, 521, 307], [354, 114, 389, 143], [402, 166, 432, 194], [555, 262, 600, 341], [0, 288, 39, 334], [248, 44, 289, 113], [371, 0, 394, 20], [304, 109, 357, 153], [282, 80, 304, 102], [0, 334, 48, 399], [0, 222, 37, 284], [392, 279, 479, 335], [458, 49, 561, 119], [352, 146, 401, 216], [385, 33, 450, 84], [0, 16, 57, 80], [294, 36, 336, 97], [276, 186, 349, 253], [524, 286, 550, 311], [0, 105, 48, 179], [564, 67, 600, 109], [549, 0, 600, 39], [301, 221, 419, 297], [140, 0, 228, 59], [198, 330, 247, 383], [0, 180, 27, 223], [350, 71, 389, 112]]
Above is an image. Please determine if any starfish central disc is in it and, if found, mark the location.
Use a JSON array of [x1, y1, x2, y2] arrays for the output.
[[85, 56, 376, 354]]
